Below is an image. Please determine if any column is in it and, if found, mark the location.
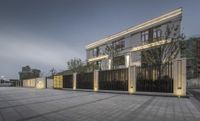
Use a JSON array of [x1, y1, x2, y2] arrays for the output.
[[173, 58, 186, 96], [128, 66, 136, 94], [73, 73, 77, 90], [93, 70, 99, 91]]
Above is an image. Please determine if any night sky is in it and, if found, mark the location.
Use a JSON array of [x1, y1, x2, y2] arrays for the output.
[[0, 0, 199, 79]]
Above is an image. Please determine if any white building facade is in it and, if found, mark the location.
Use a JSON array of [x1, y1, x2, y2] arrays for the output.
[[86, 8, 182, 70]]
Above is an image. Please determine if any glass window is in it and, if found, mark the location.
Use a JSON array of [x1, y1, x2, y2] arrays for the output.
[[99, 46, 105, 56], [113, 39, 125, 50], [92, 47, 99, 57], [157, 30, 162, 38], [93, 48, 97, 57], [113, 55, 125, 66], [141, 31, 149, 42], [153, 29, 157, 39], [153, 28, 162, 40]]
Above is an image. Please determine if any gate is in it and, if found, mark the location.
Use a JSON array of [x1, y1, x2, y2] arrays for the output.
[[99, 68, 128, 91], [77, 72, 93, 89], [136, 63, 173, 93], [63, 75, 73, 88]]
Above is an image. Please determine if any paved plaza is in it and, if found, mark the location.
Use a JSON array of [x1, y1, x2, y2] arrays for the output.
[[0, 87, 200, 121]]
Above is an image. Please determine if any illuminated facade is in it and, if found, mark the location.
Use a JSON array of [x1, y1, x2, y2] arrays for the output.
[[23, 78, 47, 89], [86, 8, 182, 70]]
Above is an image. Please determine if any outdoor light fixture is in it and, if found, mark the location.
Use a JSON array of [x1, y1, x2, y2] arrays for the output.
[[129, 87, 134, 94], [94, 87, 98, 92]]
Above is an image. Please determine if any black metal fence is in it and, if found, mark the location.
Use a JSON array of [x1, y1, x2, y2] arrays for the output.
[[77, 72, 94, 89], [99, 68, 128, 91], [63, 75, 73, 88], [136, 63, 173, 93]]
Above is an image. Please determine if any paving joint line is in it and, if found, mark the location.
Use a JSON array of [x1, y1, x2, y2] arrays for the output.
[[0, 91, 77, 102], [16, 94, 119, 121], [0, 93, 93, 110]]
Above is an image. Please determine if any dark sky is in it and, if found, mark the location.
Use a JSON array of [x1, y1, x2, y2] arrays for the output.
[[0, 0, 199, 79]]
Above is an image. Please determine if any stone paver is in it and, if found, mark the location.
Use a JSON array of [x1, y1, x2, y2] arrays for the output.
[[0, 87, 200, 121]]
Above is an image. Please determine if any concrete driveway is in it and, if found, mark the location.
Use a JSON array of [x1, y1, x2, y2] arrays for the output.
[[0, 87, 200, 121]]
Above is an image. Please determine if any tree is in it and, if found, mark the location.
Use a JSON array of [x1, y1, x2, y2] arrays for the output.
[[141, 24, 185, 65], [140, 23, 185, 79], [104, 43, 120, 69], [67, 58, 85, 73], [85, 62, 100, 72], [181, 37, 200, 79], [49, 68, 57, 77]]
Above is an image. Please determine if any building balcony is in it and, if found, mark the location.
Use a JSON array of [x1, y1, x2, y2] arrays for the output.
[[130, 38, 172, 52], [88, 55, 109, 62]]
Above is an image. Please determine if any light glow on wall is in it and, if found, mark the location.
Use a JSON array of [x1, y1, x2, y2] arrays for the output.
[[125, 55, 130, 67], [73, 73, 77, 90], [88, 55, 109, 62], [36, 81, 45, 89], [130, 39, 172, 52], [23, 79, 35, 87], [108, 59, 111, 70], [53, 76, 63, 88], [94, 87, 98, 91]]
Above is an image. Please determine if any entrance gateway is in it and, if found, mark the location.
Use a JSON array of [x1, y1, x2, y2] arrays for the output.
[[128, 39, 186, 96], [130, 39, 174, 93]]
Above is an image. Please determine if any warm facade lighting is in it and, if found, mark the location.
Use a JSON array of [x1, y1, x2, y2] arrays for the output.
[[130, 39, 172, 52], [88, 55, 109, 62], [36, 81, 45, 89], [94, 87, 98, 92], [53, 75, 63, 89], [73, 73, 77, 90], [125, 55, 130, 67], [108, 59, 111, 70]]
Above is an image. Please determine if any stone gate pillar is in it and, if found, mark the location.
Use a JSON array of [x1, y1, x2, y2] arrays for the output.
[[173, 58, 187, 96], [128, 66, 136, 94], [73, 73, 77, 90], [93, 70, 99, 91]]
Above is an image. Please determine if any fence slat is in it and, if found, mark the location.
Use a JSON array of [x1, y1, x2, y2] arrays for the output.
[[136, 63, 173, 93], [99, 68, 128, 91]]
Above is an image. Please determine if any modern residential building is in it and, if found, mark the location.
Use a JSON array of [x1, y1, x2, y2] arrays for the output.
[[86, 8, 182, 70]]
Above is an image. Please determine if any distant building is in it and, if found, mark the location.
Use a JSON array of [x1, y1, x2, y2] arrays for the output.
[[19, 66, 41, 80]]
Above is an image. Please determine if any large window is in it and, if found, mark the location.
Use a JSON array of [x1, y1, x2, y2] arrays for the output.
[[113, 39, 125, 50], [153, 28, 162, 40], [92, 47, 99, 57], [141, 31, 149, 42], [113, 55, 125, 66], [141, 28, 162, 43]]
